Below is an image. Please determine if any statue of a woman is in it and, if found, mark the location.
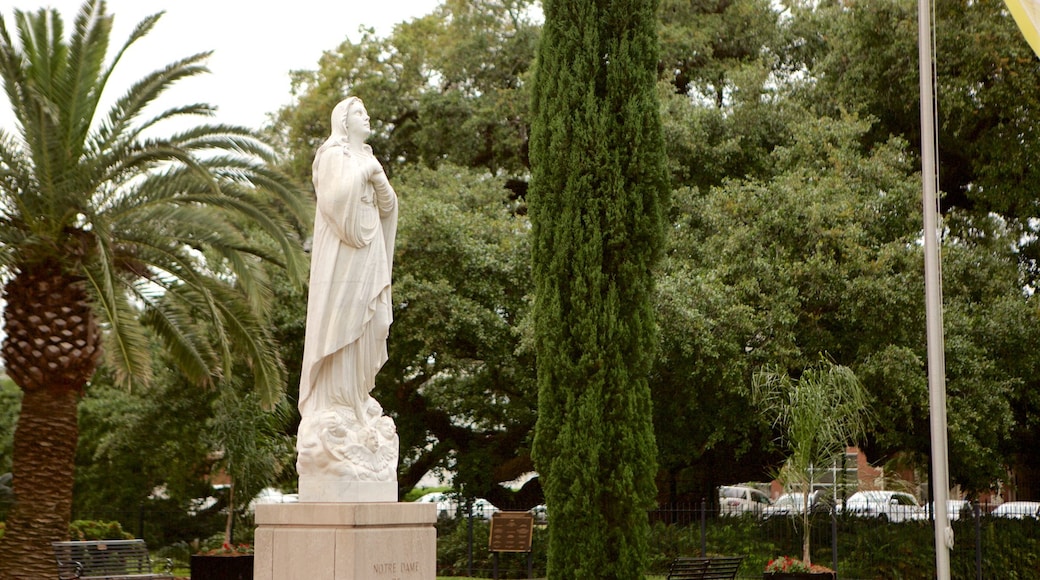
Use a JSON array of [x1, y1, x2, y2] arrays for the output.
[[296, 97, 399, 501]]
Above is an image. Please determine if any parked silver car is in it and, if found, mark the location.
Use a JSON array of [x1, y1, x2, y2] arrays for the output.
[[925, 499, 970, 521], [763, 490, 835, 517], [413, 492, 499, 519]]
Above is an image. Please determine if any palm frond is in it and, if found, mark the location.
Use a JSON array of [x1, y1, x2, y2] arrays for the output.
[[62, 0, 110, 159], [0, 130, 33, 221], [138, 297, 215, 386], [205, 282, 287, 408], [93, 7, 162, 94], [113, 200, 276, 315], [81, 249, 152, 388], [103, 102, 216, 143], [94, 52, 212, 151]]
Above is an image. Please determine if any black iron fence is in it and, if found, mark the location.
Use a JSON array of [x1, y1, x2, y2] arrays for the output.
[[55, 498, 1040, 578], [646, 500, 1040, 579]]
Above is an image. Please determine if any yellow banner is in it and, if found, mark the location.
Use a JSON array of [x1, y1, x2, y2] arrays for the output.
[[1006, 0, 1040, 58]]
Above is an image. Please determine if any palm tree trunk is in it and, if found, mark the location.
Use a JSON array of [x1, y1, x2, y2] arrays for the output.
[[802, 494, 811, 565], [0, 387, 79, 580]]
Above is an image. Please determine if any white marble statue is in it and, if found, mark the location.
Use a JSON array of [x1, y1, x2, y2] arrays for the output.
[[296, 96, 400, 502]]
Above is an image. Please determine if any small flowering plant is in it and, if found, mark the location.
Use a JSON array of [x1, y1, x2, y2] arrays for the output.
[[764, 556, 834, 574], [199, 542, 253, 556]]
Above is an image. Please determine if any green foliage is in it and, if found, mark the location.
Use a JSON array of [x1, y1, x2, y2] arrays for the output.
[[657, 0, 780, 106], [404, 487, 452, 503], [68, 520, 133, 541], [653, 104, 1031, 496], [653, 113, 922, 501], [207, 385, 294, 543], [529, 0, 667, 577], [74, 378, 225, 547], [382, 164, 536, 499], [752, 359, 869, 564], [0, 375, 18, 475], [791, 0, 1040, 248], [73, 342, 295, 548], [270, 0, 538, 184], [752, 361, 870, 482], [435, 517, 547, 578]]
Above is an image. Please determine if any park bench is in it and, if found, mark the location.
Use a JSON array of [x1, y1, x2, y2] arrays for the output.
[[667, 555, 744, 580], [53, 539, 173, 580]]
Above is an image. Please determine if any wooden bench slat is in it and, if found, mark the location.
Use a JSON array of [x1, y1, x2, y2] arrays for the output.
[[667, 557, 710, 579], [668, 556, 744, 580]]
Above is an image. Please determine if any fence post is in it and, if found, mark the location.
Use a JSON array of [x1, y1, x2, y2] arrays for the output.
[[467, 498, 474, 577], [831, 508, 838, 575], [974, 501, 982, 580], [700, 498, 707, 557]]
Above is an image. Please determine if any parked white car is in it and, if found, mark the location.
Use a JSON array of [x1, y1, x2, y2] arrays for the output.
[[246, 487, 299, 513], [991, 501, 1040, 519], [719, 485, 772, 516], [925, 499, 970, 521], [845, 491, 924, 522]]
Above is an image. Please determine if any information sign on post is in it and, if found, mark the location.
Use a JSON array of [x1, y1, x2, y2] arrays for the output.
[[488, 511, 534, 553]]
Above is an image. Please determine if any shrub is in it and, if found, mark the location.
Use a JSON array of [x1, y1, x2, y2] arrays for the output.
[[69, 520, 133, 540], [435, 516, 548, 578]]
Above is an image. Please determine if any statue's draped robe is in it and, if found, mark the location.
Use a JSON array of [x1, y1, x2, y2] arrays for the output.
[[299, 141, 397, 419]]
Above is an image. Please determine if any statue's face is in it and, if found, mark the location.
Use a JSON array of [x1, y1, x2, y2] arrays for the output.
[[345, 101, 372, 142]]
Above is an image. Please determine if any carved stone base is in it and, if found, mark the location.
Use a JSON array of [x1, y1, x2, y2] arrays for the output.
[[254, 502, 436, 580], [299, 476, 396, 503], [296, 401, 400, 486]]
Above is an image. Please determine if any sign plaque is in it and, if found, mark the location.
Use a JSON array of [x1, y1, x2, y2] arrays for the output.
[[488, 511, 534, 553]]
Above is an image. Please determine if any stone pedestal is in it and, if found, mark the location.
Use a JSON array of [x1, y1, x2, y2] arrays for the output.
[[298, 476, 397, 503], [254, 502, 436, 580]]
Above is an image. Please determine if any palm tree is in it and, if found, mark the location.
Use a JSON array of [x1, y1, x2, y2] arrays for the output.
[[0, 1, 308, 576], [752, 358, 870, 568]]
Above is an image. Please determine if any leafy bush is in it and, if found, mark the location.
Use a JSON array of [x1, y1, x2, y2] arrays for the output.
[[69, 520, 133, 540], [155, 541, 192, 570], [435, 517, 547, 578]]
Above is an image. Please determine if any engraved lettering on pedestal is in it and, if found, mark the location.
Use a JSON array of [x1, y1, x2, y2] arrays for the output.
[[372, 560, 421, 578]]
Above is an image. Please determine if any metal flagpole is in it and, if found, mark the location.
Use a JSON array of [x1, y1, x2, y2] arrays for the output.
[[917, 0, 952, 577]]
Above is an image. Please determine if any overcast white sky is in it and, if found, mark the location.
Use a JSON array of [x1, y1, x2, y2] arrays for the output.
[[0, 0, 443, 131]]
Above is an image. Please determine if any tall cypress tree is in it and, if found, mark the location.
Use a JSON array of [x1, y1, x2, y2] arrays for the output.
[[529, 0, 667, 577]]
